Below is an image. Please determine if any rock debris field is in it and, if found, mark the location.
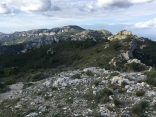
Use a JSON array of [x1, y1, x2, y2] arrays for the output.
[[0, 67, 156, 117]]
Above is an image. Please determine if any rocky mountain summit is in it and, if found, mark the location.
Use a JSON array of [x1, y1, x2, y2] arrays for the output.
[[108, 30, 137, 41]]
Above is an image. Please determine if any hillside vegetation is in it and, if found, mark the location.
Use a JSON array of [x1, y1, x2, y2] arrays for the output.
[[0, 26, 156, 117], [0, 31, 156, 81]]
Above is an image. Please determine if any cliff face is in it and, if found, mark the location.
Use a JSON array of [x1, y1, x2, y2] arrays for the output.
[[120, 39, 138, 60]]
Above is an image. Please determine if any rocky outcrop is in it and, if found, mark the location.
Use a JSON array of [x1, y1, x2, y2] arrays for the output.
[[130, 39, 137, 51], [71, 29, 112, 41], [116, 30, 132, 36], [108, 30, 136, 41], [47, 48, 56, 55], [120, 39, 137, 60]]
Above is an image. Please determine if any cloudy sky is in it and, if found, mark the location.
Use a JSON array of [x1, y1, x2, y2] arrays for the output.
[[0, 0, 156, 39]]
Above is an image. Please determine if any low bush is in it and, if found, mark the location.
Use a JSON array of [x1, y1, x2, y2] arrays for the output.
[[23, 82, 34, 89], [118, 88, 126, 93], [113, 98, 121, 106], [0, 83, 10, 93], [136, 90, 145, 96], [4, 67, 19, 76], [131, 100, 149, 116], [83, 88, 113, 104], [144, 68, 156, 87], [121, 81, 128, 88], [94, 80, 100, 87], [71, 54, 82, 60], [3, 78, 16, 85], [113, 43, 121, 50], [27, 72, 47, 82], [126, 63, 147, 72], [71, 73, 81, 79], [110, 72, 119, 76], [85, 70, 94, 77]]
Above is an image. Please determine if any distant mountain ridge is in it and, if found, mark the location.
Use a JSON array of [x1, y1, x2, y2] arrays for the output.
[[0, 25, 111, 45], [0, 25, 156, 74], [0, 25, 112, 55], [0, 25, 85, 37]]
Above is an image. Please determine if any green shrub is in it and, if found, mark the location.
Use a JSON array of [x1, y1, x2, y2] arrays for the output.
[[118, 88, 126, 93], [52, 87, 58, 91], [86, 70, 94, 77], [3, 78, 16, 85], [0, 83, 10, 93], [0, 69, 4, 77], [94, 80, 100, 87], [144, 68, 156, 87], [126, 63, 146, 72], [83, 88, 113, 104], [110, 72, 119, 76], [71, 73, 81, 79], [95, 48, 102, 53], [27, 72, 47, 82], [136, 90, 145, 96], [26, 109, 37, 115], [94, 91, 111, 104], [113, 98, 121, 106], [121, 81, 128, 88], [71, 54, 82, 60], [153, 103, 156, 109], [131, 100, 149, 116], [4, 67, 19, 76], [113, 43, 121, 50], [82, 38, 97, 49], [23, 82, 34, 89]]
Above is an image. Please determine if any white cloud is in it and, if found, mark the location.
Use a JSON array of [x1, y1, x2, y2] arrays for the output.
[[133, 18, 156, 28], [131, 0, 155, 4], [0, 0, 156, 38], [21, 0, 52, 13], [51, 5, 61, 11], [3, 0, 53, 13], [97, 0, 132, 8], [79, 3, 96, 13], [0, 2, 11, 14], [96, 0, 156, 9]]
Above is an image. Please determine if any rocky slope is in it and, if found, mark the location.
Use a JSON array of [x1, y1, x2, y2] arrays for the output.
[[0, 25, 112, 55], [0, 67, 156, 117]]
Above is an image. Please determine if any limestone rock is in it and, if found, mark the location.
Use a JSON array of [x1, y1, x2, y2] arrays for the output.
[[111, 76, 129, 86], [108, 30, 135, 41], [116, 30, 132, 36], [120, 39, 137, 60]]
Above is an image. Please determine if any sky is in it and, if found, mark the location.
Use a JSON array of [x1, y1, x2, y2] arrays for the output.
[[0, 0, 156, 40]]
